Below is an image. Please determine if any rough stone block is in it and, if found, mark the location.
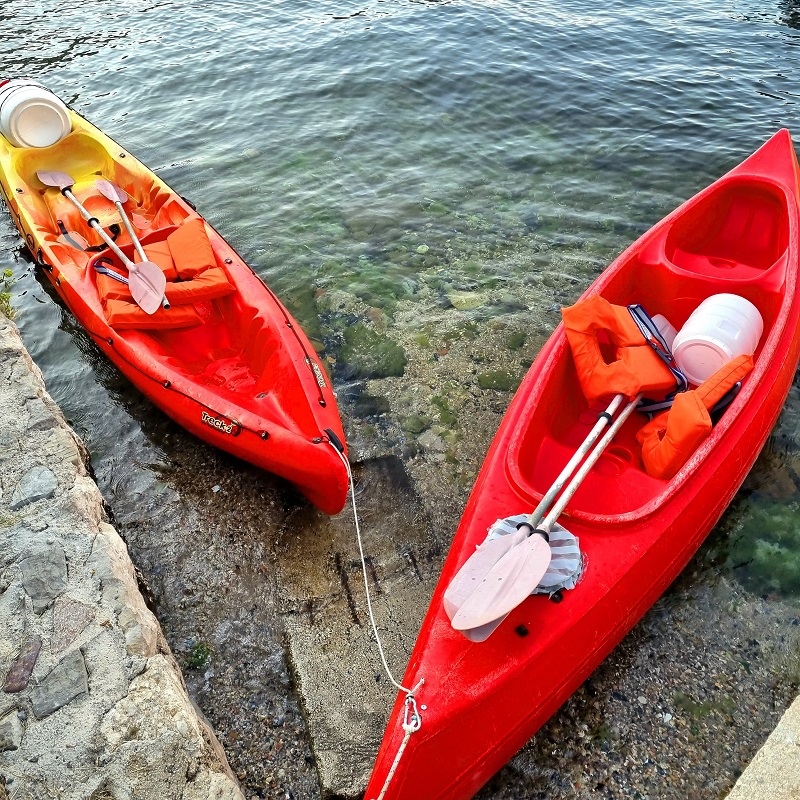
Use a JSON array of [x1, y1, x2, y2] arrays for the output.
[[30, 649, 89, 720], [18, 545, 67, 613], [9, 465, 58, 511], [0, 709, 23, 751]]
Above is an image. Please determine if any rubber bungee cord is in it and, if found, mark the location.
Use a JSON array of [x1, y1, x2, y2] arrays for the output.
[[327, 442, 424, 800]]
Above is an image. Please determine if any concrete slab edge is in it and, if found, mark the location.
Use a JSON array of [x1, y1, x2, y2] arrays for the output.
[[726, 694, 800, 799]]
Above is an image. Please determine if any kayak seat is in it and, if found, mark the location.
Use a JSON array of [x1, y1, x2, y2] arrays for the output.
[[663, 181, 789, 282], [94, 217, 235, 329], [103, 299, 202, 330]]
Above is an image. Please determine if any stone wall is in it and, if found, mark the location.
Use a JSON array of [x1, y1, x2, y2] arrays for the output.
[[0, 314, 244, 800]]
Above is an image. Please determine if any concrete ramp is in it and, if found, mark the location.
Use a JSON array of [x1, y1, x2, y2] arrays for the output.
[[275, 456, 444, 798]]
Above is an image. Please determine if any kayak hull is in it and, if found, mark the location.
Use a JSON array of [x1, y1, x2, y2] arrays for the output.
[[365, 130, 800, 800], [0, 96, 348, 514]]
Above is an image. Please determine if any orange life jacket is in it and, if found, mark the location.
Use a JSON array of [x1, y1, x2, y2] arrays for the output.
[[94, 218, 234, 328], [561, 295, 678, 403], [636, 354, 754, 479]]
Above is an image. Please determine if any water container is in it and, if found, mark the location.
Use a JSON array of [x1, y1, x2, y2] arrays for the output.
[[672, 294, 763, 385], [651, 313, 678, 349], [0, 79, 71, 148]]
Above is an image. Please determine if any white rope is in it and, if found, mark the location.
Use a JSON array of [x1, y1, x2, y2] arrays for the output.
[[327, 441, 424, 800], [328, 441, 422, 694]]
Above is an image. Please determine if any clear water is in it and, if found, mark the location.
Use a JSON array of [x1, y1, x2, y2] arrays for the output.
[[3, 0, 800, 795]]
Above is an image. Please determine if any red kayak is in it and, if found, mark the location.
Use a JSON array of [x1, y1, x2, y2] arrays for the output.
[[365, 129, 800, 800], [0, 82, 348, 514]]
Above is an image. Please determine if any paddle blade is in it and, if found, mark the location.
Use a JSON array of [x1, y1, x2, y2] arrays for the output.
[[36, 170, 74, 190], [443, 529, 526, 620], [461, 614, 509, 643], [451, 533, 552, 631], [127, 261, 166, 315], [95, 178, 128, 204]]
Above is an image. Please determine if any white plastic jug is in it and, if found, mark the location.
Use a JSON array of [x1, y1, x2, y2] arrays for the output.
[[673, 294, 763, 385], [0, 79, 71, 148]]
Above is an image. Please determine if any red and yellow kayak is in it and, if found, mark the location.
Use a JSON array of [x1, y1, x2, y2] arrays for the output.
[[365, 130, 800, 799], [0, 84, 348, 514]]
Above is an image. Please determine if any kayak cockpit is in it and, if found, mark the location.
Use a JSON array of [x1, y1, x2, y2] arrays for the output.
[[507, 166, 795, 521], [13, 125, 189, 259], [663, 177, 790, 285]]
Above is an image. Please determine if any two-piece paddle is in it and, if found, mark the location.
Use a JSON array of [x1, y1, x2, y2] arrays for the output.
[[442, 393, 626, 620], [95, 179, 169, 309], [451, 394, 643, 640], [36, 170, 166, 314]]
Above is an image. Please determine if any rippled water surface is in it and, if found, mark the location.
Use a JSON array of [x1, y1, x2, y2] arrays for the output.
[[4, 0, 800, 797]]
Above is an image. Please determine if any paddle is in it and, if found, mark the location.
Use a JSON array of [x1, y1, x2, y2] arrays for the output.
[[36, 170, 166, 314], [451, 394, 643, 638], [95, 180, 145, 259], [443, 393, 625, 620], [95, 179, 169, 309]]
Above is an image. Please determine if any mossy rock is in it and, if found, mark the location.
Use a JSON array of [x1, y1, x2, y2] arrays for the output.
[[477, 371, 518, 391], [401, 415, 430, 434], [352, 392, 391, 418], [431, 395, 457, 425], [727, 501, 800, 596], [506, 330, 527, 350], [339, 323, 407, 379], [447, 290, 487, 311]]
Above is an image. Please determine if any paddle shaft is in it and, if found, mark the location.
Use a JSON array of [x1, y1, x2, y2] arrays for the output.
[[108, 195, 169, 309], [527, 393, 625, 529], [61, 188, 140, 270], [540, 394, 642, 531], [113, 199, 147, 262]]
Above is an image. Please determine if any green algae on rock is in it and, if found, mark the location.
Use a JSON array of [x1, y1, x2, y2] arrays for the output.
[[339, 322, 408, 379]]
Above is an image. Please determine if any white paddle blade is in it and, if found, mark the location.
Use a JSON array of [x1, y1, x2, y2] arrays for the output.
[[95, 178, 128, 204], [461, 614, 509, 642], [127, 261, 167, 315], [443, 529, 526, 620], [451, 533, 552, 631], [36, 170, 74, 189]]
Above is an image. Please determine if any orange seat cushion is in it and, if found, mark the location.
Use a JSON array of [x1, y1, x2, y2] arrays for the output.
[[167, 218, 217, 279], [143, 240, 178, 280], [165, 267, 234, 305], [103, 299, 201, 330]]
